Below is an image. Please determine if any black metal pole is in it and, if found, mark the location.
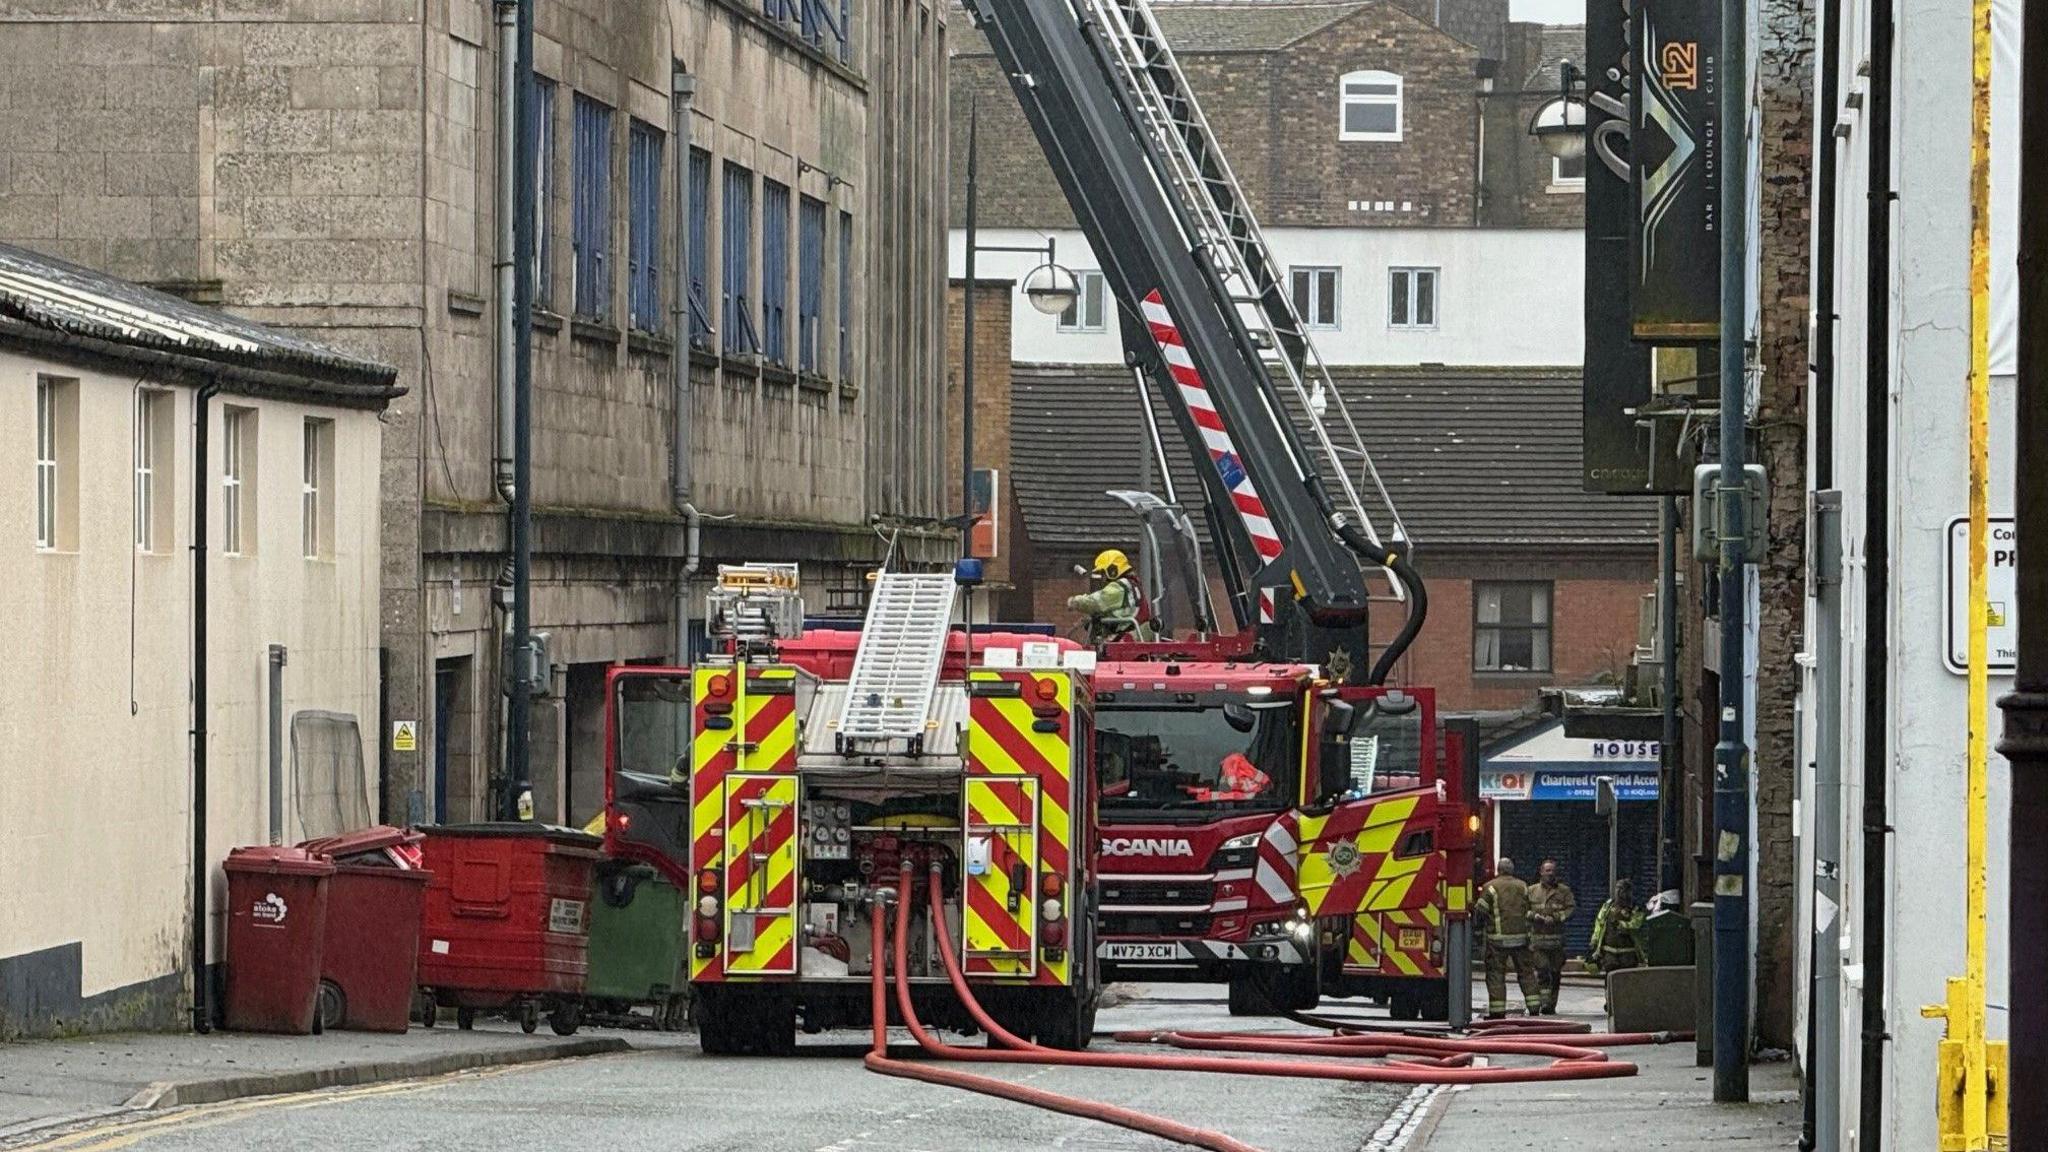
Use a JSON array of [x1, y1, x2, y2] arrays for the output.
[[2000, 0, 2048, 1137], [962, 98, 977, 560], [1857, 0, 1895, 1137], [506, 0, 535, 820], [1712, 0, 1752, 1103], [1659, 496, 1681, 897], [190, 379, 219, 1034]]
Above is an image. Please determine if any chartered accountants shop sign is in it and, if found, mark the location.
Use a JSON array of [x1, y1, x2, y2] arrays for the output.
[[1481, 769, 1661, 802]]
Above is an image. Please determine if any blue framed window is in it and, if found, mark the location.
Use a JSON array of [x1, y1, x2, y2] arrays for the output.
[[534, 78, 556, 308], [721, 162, 757, 355], [687, 148, 711, 347], [571, 93, 614, 320], [761, 179, 790, 366], [798, 196, 825, 375], [627, 119, 663, 332], [838, 209, 853, 382]]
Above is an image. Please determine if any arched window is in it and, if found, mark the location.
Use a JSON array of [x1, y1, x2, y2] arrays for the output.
[[1339, 70, 1403, 141]]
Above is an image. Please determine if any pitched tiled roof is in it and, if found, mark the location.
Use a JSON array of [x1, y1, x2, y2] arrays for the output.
[[1009, 362, 1658, 553], [0, 241, 400, 401]]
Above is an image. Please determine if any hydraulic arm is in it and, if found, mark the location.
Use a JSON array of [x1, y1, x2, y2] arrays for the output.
[[969, 0, 1426, 681]]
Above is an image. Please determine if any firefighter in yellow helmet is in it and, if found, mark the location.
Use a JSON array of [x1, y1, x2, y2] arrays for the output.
[[1067, 549, 1157, 644]]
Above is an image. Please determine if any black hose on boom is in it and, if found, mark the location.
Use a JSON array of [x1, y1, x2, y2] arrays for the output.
[[1332, 518, 1427, 687]]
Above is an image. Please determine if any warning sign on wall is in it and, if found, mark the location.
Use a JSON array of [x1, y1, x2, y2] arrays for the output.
[[1946, 516, 2017, 675], [391, 720, 419, 753]]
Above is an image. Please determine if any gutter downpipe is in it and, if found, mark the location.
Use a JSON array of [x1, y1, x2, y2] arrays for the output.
[[494, 0, 517, 506], [190, 378, 220, 1034], [671, 63, 701, 661], [1858, 0, 1895, 1139], [1801, 0, 1843, 1142]]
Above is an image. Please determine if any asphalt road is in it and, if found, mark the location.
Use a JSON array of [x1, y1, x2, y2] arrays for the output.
[[19, 988, 1417, 1152]]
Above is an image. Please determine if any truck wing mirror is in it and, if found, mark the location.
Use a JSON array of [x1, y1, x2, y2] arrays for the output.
[[1223, 703, 1256, 733], [1320, 699, 1357, 738]]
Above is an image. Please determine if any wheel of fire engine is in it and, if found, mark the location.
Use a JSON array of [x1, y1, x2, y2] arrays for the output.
[[316, 980, 346, 1033], [549, 1002, 583, 1037], [757, 994, 798, 1056], [1271, 963, 1320, 1013], [1420, 982, 1451, 1021], [1389, 988, 1422, 1022], [415, 992, 438, 1028], [695, 989, 742, 1054], [1226, 976, 1266, 1017], [519, 1003, 540, 1034], [456, 1006, 477, 1031], [1033, 987, 1098, 1052]]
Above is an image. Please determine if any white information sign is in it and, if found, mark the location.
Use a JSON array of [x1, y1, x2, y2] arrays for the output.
[[1946, 516, 2017, 675]]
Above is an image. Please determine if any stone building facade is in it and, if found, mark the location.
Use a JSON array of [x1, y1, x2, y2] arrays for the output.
[[0, 0, 951, 829]]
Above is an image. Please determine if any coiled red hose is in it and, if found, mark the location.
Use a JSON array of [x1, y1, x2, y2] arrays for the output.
[[905, 866, 1638, 1085]]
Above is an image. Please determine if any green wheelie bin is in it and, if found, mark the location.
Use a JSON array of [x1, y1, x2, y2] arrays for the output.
[[584, 861, 689, 1029]]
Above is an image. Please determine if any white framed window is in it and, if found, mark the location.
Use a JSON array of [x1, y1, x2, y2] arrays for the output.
[[1339, 70, 1403, 142], [302, 418, 334, 560], [1289, 266, 1340, 329], [1550, 151, 1587, 189], [1389, 266, 1439, 329], [1058, 270, 1107, 333], [223, 406, 256, 556], [35, 375, 77, 552], [133, 389, 173, 553]]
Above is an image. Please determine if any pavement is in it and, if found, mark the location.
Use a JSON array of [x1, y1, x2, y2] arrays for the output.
[[1414, 981, 1804, 1151], [0, 1018, 655, 1146]]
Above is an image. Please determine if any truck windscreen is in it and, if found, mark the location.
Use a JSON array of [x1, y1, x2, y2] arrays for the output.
[[1097, 700, 1302, 819]]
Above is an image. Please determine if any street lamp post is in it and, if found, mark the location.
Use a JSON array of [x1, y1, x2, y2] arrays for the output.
[[960, 100, 1077, 559]]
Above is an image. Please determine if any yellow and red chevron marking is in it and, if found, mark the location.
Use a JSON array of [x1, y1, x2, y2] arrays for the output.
[[723, 773, 799, 976], [967, 670, 1076, 986], [688, 667, 802, 980], [963, 776, 1038, 978], [1344, 905, 1445, 979], [1295, 791, 1444, 918]]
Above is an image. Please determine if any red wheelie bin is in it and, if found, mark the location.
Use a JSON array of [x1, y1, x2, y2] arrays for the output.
[[415, 823, 602, 1034], [222, 846, 334, 1034], [302, 826, 431, 1033]]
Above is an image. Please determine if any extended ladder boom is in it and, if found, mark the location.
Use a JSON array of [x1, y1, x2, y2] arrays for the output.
[[969, 0, 1428, 681]]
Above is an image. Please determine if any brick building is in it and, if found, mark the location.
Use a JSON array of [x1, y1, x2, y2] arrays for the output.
[[0, 0, 951, 829], [984, 360, 1657, 714]]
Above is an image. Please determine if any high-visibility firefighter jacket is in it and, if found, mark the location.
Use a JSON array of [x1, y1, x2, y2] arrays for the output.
[[1475, 875, 1533, 949], [1067, 576, 1154, 643], [1588, 900, 1644, 970], [1528, 880, 1576, 947]]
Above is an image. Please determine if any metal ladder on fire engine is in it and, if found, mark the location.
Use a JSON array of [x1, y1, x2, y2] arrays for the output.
[[836, 571, 960, 744], [1082, 0, 1411, 598]]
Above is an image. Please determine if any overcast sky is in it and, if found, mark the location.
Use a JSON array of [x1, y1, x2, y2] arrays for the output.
[[1510, 0, 1586, 23]]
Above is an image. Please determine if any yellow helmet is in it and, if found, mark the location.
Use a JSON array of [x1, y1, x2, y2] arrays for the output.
[[1092, 549, 1132, 580]]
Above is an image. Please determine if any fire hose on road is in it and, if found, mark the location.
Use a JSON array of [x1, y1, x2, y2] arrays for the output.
[[861, 863, 1660, 1150]]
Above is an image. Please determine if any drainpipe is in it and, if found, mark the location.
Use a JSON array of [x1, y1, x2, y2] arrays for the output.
[[1857, 0, 1895, 1139], [671, 63, 702, 661], [190, 379, 219, 1034], [494, 0, 518, 505], [268, 645, 287, 845]]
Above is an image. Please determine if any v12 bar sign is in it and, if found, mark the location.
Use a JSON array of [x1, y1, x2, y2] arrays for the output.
[[1631, 0, 1722, 344]]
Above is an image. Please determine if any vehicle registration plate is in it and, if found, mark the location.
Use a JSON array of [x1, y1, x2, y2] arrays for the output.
[[1102, 942, 1182, 961], [1397, 928, 1427, 950]]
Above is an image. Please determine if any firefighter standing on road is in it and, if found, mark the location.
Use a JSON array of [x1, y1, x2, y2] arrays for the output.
[[1587, 878, 1644, 975], [1473, 857, 1542, 1018], [1527, 858, 1576, 1014], [1067, 550, 1156, 644]]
